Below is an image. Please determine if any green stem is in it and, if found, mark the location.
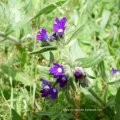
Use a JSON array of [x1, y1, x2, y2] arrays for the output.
[[0, 31, 34, 42], [0, 31, 18, 42]]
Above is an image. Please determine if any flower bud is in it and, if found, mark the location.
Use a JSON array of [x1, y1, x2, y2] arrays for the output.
[[74, 67, 86, 79], [74, 67, 89, 87]]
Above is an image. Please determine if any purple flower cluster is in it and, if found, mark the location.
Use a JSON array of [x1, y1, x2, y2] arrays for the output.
[[36, 17, 67, 41], [40, 78, 58, 99], [50, 63, 68, 88], [40, 63, 68, 100]]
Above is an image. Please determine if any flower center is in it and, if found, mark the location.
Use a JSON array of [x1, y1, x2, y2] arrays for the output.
[[44, 85, 50, 89], [58, 29, 63, 33], [57, 68, 62, 73], [53, 88, 57, 93], [61, 76, 66, 81]]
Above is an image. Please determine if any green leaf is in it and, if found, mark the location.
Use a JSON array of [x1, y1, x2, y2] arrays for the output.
[[5, 24, 14, 36], [114, 87, 120, 120], [31, 0, 67, 20], [49, 51, 54, 64], [103, 106, 114, 120], [69, 77, 76, 90], [75, 49, 106, 68], [100, 10, 111, 29], [15, 72, 33, 86], [108, 79, 120, 85], [66, 24, 85, 44], [98, 61, 107, 82], [0, 64, 17, 79], [65, 90, 75, 105], [12, 109, 22, 120], [88, 88, 106, 106], [35, 110, 60, 116], [62, 113, 75, 119], [65, 84, 75, 105], [29, 46, 57, 54], [37, 65, 50, 75]]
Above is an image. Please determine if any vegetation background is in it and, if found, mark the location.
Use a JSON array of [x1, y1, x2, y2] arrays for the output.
[[0, 0, 120, 120]]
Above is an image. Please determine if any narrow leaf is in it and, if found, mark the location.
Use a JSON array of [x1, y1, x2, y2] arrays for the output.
[[50, 51, 54, 64], [108, 79, 120, 85], [100, 10, 111, 29], [29, 46, 57, 54], [31, 1, 67, 20], [88, 88, 106, 106], [66, 24, 85, 44]]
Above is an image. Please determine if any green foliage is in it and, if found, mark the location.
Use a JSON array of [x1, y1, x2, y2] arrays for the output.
[[0, 0, 120, 120]]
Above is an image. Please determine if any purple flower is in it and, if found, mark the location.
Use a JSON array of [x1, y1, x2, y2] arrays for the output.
[[49, 63, 64, 78], [40, 78, 58, 99], [74, 70, 84, 79], [53, 17, 67, 35], [40, 89, 51, 97], [74, 68, 88, 87], [50, 87, 58, 99], [57, 74, 68, 88], [36, 28, 49, 41], [40, 87, 58, 99], [40, 78, 51, 97], [41, 78, 51, 88], [74, 68, 86, 80], [112, 68, 119, 74]]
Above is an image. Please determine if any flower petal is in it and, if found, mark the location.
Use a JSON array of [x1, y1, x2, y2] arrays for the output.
[[61, 17, 67, 24], [36, 28, 49, 41], [112, 68, 119, 74], [51, 88, 58, 99]]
